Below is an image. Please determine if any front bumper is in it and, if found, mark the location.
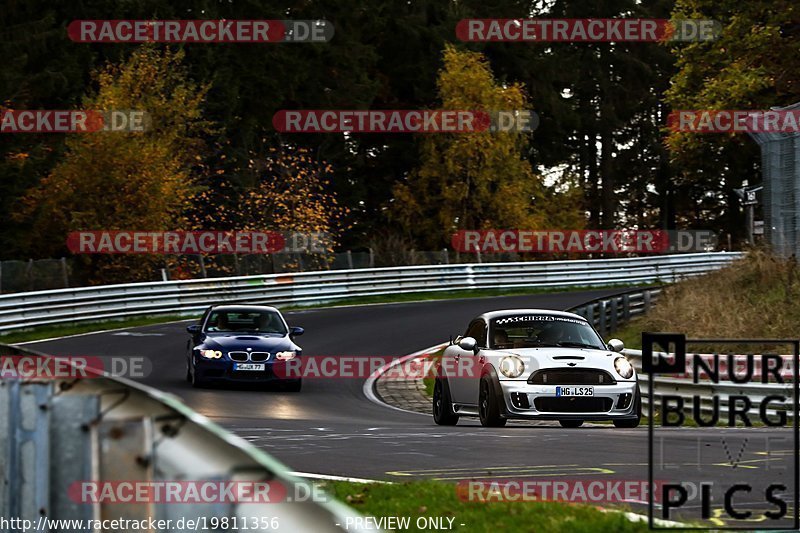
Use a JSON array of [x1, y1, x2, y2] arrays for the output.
[[194, 358, 300, 383], [498, 380, 639, 420]]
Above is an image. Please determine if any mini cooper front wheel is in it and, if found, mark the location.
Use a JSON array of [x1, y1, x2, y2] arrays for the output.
[[478, 376, 507, 427], [433, 378, 459, 426]]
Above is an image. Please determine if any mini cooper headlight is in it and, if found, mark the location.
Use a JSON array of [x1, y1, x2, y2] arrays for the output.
[[614, 357, 634, 379], [199, 349, 222, 359], [275, 351, 297, 361], [499, 356, 525, 378]]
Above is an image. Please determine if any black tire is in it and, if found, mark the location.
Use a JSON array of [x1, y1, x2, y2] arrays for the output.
[[433, 378, 459, 426], [478, 376, 507, 427], [190, 365, 205, 388], [614, 387, 642, 428], [281, 379, 303, 392], [185, 362, 192, 383], [559, 419, 583, 428]]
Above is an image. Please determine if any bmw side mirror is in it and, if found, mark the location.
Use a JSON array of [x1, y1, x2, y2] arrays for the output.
[[186, 324, 201, 335], [607, 339, 624, 352], [458, 337, 477, 353], [290, 326, 304, 337]]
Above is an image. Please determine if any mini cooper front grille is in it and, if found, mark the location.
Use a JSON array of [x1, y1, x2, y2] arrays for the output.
[[228, 351, 271, 362], [528, 369, 616, 385], [534, 397, 613, 413]]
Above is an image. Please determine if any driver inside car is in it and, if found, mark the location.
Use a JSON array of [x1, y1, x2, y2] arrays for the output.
[[493, 328, 512, 349]]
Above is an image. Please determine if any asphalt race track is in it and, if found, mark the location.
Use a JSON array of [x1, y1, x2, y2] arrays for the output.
[[25, 289, 798, 527]]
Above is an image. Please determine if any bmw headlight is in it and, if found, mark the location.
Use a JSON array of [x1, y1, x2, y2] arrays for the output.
[[199, 349, 222, 359], [614, 357, 634, 379], [275, 351, 297, 361], [499, 356, 525, 378]]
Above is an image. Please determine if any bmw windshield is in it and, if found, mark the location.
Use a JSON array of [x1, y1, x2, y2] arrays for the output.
[[205, 310, 287, 335]]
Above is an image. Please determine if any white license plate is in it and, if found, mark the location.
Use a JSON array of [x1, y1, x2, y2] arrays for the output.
[[556, 386, 594, 397], [234, 363, 265, 371]]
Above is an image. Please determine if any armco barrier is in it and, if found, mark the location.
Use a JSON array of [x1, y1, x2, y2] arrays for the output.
[[569, 286, 795, 419], [0, 252, 742, 333], [570, 287, 662, 337], [0, 343, 370, 532], [625, 349, 795, 419]]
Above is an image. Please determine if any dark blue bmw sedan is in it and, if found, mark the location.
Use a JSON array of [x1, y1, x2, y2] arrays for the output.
[[185, 304, 304, 391]]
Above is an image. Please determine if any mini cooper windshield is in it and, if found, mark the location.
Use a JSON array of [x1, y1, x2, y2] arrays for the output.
[[205, 309, 288, 335], [490, 314, 606, 350]]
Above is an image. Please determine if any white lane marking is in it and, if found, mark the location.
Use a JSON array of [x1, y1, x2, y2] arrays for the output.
[[111, 331, 165, 337], [14, 318, 192, 345], [361, 342, 448, 416], [289, 472, 391, 484]]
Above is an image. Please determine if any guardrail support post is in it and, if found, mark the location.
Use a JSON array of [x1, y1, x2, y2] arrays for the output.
[[3, 382, 52, 521], [622, 294, 631, 322], [644, 290, 652, 313], [198, 255, 207, 278], [60, 257, 69, 288], [609, 298, 618, 333], [50, 393, 99, 522], [347, 250, 354, 269], [598, 301, 607, 335]]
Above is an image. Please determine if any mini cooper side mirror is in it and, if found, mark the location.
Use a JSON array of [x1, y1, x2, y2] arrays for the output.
[[607, 339, 624, 352], [290, 326, 305, 337], [458, 336, 478, 353], [186, 324, 201, 335]]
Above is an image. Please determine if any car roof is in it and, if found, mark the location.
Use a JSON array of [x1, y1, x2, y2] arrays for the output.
[[209, 304, 280, 313], [477, 309, 588, 322]]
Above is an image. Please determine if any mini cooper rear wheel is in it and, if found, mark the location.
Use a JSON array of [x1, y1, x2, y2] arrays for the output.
[[559, 419, 583, 428], [433, 378, 459, 426], [478, 376, 507, 427]]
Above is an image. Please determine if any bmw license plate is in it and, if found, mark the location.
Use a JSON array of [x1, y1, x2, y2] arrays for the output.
[[556, 386, 594, 397], [234, 363, 265, 371]]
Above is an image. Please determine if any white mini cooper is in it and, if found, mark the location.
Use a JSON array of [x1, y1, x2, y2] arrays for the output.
[[433, 309, 640, 428]]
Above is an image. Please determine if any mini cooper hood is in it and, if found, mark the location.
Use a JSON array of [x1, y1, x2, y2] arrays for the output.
[[498, 346, 617, 362], [202, 334, 294, 352]]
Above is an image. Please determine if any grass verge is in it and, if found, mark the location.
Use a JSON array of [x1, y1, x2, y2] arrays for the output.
[[1, 282, 651, 345], [611, 251, 799, 353], [323, 480, 649, 533]]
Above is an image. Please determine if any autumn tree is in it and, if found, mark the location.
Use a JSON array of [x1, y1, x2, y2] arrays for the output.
[[665, 0, 800, 240], [15, 46, 210, 283], [392, 44, 583, 249]]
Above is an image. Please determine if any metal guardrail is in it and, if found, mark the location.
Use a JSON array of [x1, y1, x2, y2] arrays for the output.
[[0, 252, 742, 334], [625, 349, 796, 419], [570, 287, 662, 337], [567, 284, 795, 419], [0, 343, 368, 532]]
